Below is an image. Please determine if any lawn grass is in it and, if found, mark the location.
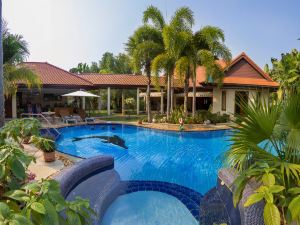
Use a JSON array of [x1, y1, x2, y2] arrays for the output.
[[97, 114, 146, 122]]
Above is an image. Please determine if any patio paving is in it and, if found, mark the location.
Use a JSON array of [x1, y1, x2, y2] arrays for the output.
[[23, 144, 78, 180]]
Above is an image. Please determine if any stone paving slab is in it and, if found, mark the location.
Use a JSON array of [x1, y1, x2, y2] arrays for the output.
[[23, 144, 66, 180]]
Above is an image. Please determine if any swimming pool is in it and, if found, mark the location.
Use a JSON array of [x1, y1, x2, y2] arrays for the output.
[[56, 124, 230, 195], [102, 191, 198, 225]]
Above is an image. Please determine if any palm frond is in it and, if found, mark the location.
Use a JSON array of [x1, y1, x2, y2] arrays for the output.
[[225, 98, 283, 170], [162, 26, 192, 60], [143, 5, 165, 30], [3, 33, 29, 64], [170, 7, 194, 31], [194, 26, 232, 63], [175, 56, 189, 84], [4, 65, 41, 97], [198, 49, 224, 84]]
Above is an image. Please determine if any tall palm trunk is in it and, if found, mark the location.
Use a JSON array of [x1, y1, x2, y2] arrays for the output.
[[166, 74, 171, 120], [170, 75, 174, 112], [0, 0, 4, 127], [183, 72, 189, 116], [192, 76, 196, 118], [146, 65, 152, 123]]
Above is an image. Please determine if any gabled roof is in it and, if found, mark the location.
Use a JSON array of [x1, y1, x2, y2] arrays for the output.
[[198, 52, 279, 88], [22, 52, 278, 90], [22, 62, 93, 88]]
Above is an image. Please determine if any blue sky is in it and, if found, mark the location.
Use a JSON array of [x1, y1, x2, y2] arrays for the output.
[[3, 0, 300, 70]]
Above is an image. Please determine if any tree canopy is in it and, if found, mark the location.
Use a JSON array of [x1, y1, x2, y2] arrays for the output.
[[69, 52, 133, 74], [266, 49, 300, 99]]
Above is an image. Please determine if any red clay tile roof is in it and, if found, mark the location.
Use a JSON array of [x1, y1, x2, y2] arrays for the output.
[[222, 77, 278, 87], [78, 73, 148, 87], [198, 52, 279, 88], [23, 52, 278, 89], [22, 62, 93, 87], [78, 73, 170, 88]]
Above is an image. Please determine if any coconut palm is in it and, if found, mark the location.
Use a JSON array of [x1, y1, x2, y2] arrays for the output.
[[225, 95, 300, 225], [126, 25, 163, 122], [3, 22, 40, 97], [146, 6, 194, 120], [175, 26, 231, 117]]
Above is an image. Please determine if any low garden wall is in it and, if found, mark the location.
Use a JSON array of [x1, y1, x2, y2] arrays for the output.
[[55, 155, 114, 198]]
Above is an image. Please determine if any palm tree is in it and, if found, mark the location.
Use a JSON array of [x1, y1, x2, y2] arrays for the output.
[[2, 22, 40, 97], [225, 94, 300, 225], [0, 0, 4, 127], [126, 25, 163, 122], [146, 6, 194, 119], [175, 26, 231, 117]]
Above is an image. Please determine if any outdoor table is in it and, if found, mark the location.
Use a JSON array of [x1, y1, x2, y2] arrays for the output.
[[42, 112, 55, 116]]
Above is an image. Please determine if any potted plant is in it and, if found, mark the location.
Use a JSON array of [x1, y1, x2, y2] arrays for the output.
[[30, 136, 56, 162]]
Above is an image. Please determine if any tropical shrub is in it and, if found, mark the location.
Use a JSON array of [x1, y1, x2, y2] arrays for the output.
[[0, 144, 34, 193], [225, 93, 300, 225], [168, 107, 230, 124], [152, 113, 165, 123], [168, 106, 185, 124], [266, 49, 300, 100], [30, 136, 55, 153], [0, 118, 40, 145], [0, 119, 94, 224]]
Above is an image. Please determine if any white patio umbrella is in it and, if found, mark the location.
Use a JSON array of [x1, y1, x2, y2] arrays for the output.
[[62, 90, 100, 110], [62, 90, 100, 98]]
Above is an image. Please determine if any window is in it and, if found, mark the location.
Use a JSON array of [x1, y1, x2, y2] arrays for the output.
[[222, 91, 226, 111]]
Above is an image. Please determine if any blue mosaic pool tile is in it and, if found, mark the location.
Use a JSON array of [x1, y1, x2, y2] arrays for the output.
[[119, 180, 202, 221]]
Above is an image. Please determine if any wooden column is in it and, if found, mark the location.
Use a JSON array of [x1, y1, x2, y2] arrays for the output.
[[136, 88, 140, 115], [121, 89, 125, 116], [98, 89, 101, 111], [107, 87, 111, 115], [82, 97, 85, 110]]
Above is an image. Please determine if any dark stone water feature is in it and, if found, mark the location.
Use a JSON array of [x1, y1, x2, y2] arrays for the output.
[[72, 135, 128, 149]]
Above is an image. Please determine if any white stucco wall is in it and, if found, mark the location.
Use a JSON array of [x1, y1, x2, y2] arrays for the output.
[[212, 88, 222, 113], [248, 90, 257, 105], [226, 90, 235, 116], [212, 88, 271, 116], [261, 89, 270, 105]]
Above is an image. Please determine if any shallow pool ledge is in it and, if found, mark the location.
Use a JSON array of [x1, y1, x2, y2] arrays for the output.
[[218, 168, 264, 225], [55, 155, 114, 198]]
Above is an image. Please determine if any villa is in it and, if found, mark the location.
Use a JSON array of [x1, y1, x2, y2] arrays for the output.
[[2, 1, 299, 224], [5, 52, 278, 119]]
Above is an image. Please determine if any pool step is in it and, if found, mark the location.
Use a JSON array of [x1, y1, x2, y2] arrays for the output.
[[65, 168, 121, 224]]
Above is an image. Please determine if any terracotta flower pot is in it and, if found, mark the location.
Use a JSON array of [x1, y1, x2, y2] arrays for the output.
[[43, 151, 55, 162]]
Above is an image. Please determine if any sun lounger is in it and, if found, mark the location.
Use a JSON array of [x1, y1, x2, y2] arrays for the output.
[[78, 109, 95, 123], [59, 108, 79, 123]]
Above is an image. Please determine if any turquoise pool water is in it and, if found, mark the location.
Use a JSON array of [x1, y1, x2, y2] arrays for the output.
[[56, 124, 230, 194], [102, 191, 198, 225]]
